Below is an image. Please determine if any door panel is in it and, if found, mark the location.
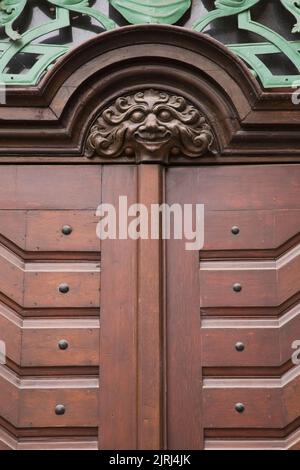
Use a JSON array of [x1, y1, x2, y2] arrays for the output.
[[0, 304, 99, 367], [166, 165, 300, 450], [0, 166, 101, 450], [203, 210, 300, 252], [0, 167, 101, 209]]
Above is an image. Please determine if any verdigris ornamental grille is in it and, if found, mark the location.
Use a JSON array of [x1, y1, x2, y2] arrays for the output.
[[0, 0, 300, 88]]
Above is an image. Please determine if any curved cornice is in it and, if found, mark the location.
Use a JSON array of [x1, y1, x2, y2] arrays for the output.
[[0, 25, 300, 162]]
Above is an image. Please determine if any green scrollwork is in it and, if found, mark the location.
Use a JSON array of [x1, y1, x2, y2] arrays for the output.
[[193, 0, 260, 32], [0, 0, 27, 40], [109, 0, 191, 25], [49, 1, 116, 31], [0, 1, 116, 86], [281, 0, 300, 33], [192, 0, 300, 88]]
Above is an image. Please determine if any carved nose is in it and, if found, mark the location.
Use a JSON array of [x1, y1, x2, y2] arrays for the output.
[[143, 113, 158, 131]]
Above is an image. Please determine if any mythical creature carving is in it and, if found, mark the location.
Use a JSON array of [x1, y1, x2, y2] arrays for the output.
[[85, 89, 215, 162]]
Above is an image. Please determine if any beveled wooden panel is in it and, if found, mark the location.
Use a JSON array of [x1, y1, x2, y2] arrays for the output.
[[200, 264, 277, 307], [203, 387, 283, 429], [203, 368, 300, 429], [21, 319, 99, 367], [203, 210, 300, 251], [24, 267, 100, 308], [203, 303, 300, 366], [0, 306, 100, 366], [19, 387, 98, 428], [0, 210, 100, 253], [0, 365, 98, 428], [0, 166, 101, 210], [26, 211, 100, 252], [184, 166, 300, 210], [202, 325, 281, 368], [0, 256, 100, 308], [200, 245, 300, 307]]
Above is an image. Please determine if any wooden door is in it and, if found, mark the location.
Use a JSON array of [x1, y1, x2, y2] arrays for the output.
[[0, 165, 101, 450], [166, 165, 300, 450], [1, 163, 300, 450], [0, 164, 162, 451]]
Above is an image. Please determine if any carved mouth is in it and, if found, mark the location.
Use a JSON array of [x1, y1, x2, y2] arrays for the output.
[[135, 131, 171, 143]]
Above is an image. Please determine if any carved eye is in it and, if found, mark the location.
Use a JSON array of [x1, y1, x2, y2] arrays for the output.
[[157, 110, 172, 122], [131, 111, 145, 123]]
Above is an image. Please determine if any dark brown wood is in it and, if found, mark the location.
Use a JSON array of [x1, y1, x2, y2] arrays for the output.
[[99, 165, 138, 450], [0, 165, 101, 449], [0, 308, 99, 367], [165, 164, 300, 450], [136, 165, 163, 449], [166, 169, 203, 450], [99, 165, 163, 450], [0, 166, 101, 209]]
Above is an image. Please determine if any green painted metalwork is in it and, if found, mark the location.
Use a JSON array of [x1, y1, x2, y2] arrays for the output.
[[193, 0, 260, 32], [192, 0, 300, 88], [0, 1, 116, 85], [0, 8, 70, 85], [0, 1, 300, 88], [110, 0, 191, 25], [49, 1, 116, 30], [0, 1, 27, 40], [281, 0, 300, 33]]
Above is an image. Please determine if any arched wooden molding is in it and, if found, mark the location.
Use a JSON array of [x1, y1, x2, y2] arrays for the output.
[[0, 25, 299, 162]]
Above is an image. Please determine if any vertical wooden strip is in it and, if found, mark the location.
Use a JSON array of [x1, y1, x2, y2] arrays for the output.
[[137, 165, 163, 450], [166, 168, 203, 450], [99, 165, 138, 450]]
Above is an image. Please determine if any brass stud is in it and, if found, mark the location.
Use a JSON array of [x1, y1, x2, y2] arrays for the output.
[[62, 225, 73, 235], [59, 283, 69, 294], [58, 340, 69, 351], [231, 226, 240, 235], [235, 403, 245, 413], [55, 404, 66, 415], [233, 283, 242, 292]]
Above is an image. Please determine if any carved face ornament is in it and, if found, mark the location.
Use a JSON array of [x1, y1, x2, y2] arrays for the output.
[[85, 89, 215, 162]]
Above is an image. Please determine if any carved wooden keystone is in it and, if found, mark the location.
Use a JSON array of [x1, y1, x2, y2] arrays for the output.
[[85, 89, 215, 163]]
